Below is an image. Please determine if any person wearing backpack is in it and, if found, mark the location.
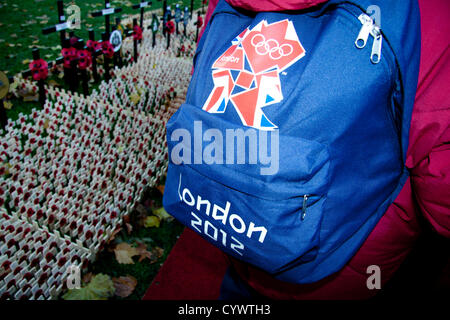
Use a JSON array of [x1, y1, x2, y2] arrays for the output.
[[160, 0, 449, 299]]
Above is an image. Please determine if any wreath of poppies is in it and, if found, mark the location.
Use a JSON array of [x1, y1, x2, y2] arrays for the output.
[[86, 40, 101, 52], [165, 21, 175, 34], [77, 49, 92, 70], [196, 16, 204, 28], [101, 40, 115, 59], [133, 25, 143, 40], [61, 47, 78, 69], [29, 59, 48, 81]]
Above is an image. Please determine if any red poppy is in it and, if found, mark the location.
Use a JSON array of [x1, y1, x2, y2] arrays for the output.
[[101, 40, 115, 59], [133, 25, 143, 40], [29, 58, 48, 81], [165, 20, 175, 34]]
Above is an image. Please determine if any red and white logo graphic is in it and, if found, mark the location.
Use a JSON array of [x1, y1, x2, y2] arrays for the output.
[[203, 19, 306, 130]]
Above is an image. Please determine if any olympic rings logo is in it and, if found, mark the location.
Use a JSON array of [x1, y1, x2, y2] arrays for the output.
[[250, 34, 293, 60]]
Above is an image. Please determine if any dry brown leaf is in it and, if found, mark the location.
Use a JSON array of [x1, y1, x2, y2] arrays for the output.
[[43, 118, 50, 129], [112, 275, 137, 298], [48, 80, 61, 87], [136, 241, 156, 263], [156, 185, 165, 195], [107, 227, 122, 244], [114, 242, 139, 264], [125, 222, 133, 235], [153, 246, 164, 259], [23, 94, 39, 102]]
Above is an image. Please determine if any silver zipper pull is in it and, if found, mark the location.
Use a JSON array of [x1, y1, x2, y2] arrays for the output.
[[370, 26, 382, 64], [301, 195, 308, 220], [355, 14, 373, 49]]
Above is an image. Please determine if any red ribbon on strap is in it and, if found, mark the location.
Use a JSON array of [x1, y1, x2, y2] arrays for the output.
[[29, 59, 48, 81], [133, 25, 143, 40]]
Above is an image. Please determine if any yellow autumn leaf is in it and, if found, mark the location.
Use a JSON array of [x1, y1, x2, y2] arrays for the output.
[[144, 216, 160, 228], [3, 101, 13, 110], [43, 119, 50, 129], [153, 207, 172, 221], [130, 92, 141, 105], [63, 274, 115, 300], [9, 81, 17, 91], [22, 59, 31, 65], [3, 163, 11, 175]]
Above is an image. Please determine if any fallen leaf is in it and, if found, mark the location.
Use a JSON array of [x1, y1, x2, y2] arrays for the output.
[[112, 276, 137, 298], [3, 101, 13, 110], [136, 241, 155, 263], [22, 59, 31, 65], [23, 94, 39, 102], [130, 92, 141, 105], [48, 80, 61, 87], [144, 215, 160, 228], [156, 185, 165, 195], [125, 222, 133, 234], [107, 227, 122, 244], [63, 274, 115, 300], [114, 242, 139, 264], [153, 246, 164, 259], [153, 207, 173, 221]]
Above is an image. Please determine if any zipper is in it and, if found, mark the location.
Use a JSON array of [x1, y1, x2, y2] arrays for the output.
[[354, 13, 382, 64], [301, 195, 308, 220]]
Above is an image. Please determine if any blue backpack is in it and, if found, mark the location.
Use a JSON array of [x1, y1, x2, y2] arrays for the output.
[[163, 0, 421, 284]]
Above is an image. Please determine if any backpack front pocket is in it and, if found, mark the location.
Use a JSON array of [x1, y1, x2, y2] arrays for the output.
[[163, 103, 331, 274]]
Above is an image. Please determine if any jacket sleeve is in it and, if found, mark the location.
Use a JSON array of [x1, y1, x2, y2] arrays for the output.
[[406, 0, 450, 237]]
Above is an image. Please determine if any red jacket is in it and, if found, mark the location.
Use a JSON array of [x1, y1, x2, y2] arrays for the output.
[[198, 0, 450, 299]]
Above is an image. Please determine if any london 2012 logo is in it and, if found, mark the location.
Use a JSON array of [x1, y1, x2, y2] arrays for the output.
[[202, 19, 306, 130]]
